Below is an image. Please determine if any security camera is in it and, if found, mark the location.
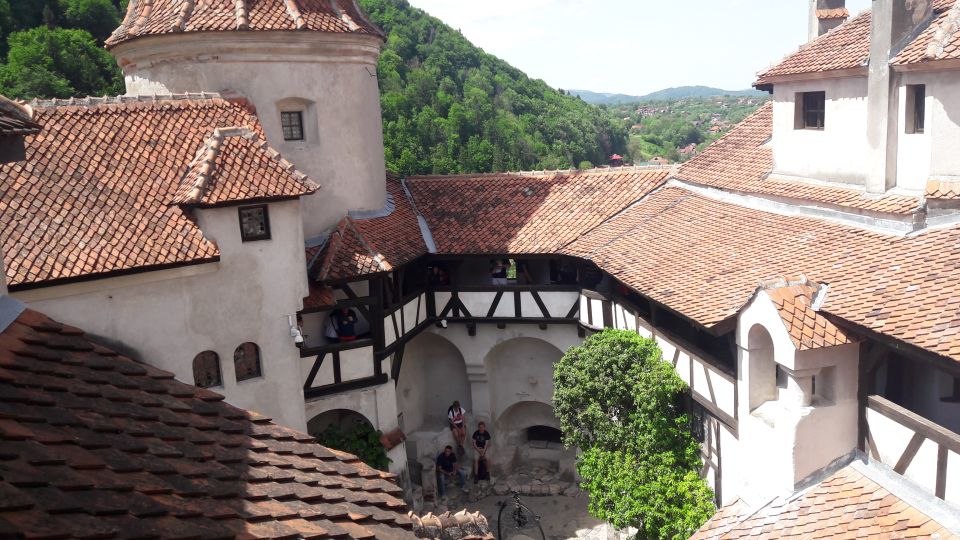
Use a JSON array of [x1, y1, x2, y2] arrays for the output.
[[293, 330, 304, 348]]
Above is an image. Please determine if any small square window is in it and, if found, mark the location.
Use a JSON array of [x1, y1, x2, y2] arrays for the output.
[[238, 205, 271, 242], [906, 84, 925, 134], [281, 111, 305, 141], [795, 91, 825, 130]]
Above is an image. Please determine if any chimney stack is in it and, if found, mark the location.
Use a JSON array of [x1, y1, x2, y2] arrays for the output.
[[865, 0, 935, 193], [809, 0, 848, 41]]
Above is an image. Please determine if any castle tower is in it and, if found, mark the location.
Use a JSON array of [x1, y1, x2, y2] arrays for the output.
[[107, 0, 387, 237]]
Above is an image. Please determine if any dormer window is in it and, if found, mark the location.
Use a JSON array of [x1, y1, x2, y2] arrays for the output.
[[905, 84, 925, 134], [281, 111, 305, 141], [238, 205, 271, 242], [795, 91, 826, 130]]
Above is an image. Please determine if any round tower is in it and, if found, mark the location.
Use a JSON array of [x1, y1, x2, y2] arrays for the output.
[[107, 0, 387, 237]]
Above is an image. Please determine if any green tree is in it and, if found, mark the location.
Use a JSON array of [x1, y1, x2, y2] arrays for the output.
[[59, 0, 121, 42], [0, 26, 123, 99], [553, 329, 714, 540]]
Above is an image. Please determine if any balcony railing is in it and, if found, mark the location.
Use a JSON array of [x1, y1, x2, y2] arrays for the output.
[[433, 285, 581, 323], [866, 395, 960, 505]]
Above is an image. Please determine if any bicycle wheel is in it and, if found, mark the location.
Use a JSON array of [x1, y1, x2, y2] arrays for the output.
[[496, 501, 545, 540]]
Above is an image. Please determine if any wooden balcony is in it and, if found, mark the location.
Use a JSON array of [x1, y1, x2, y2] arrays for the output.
[[866, 395, 960, 505]]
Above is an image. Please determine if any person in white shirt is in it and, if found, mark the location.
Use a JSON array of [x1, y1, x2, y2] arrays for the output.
[[447, 400, 468, 452]]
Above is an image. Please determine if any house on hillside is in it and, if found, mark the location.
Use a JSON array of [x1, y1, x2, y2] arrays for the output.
[[2, 0, 960, 537]]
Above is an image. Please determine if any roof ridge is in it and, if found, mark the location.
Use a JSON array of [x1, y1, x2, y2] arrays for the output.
[[407, 164, 671, 181], [29, 92, 224, 109], [170, 125, 319, 206]]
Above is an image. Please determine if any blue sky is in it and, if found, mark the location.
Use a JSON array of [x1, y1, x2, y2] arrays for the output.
[[406, 0, 872, 95]]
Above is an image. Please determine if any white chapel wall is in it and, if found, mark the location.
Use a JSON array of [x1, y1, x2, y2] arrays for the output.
[[13, 200, 310, 430]]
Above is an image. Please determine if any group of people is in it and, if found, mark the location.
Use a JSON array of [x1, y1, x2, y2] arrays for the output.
[[489, 259, 532, 285], [324, 307, 361, 343], [435, 400, 492, 497]]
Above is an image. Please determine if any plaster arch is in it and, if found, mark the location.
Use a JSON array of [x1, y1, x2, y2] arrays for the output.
[[397, 332, 472, 433], [747, 324, 777, 412], [483, 337, 564, 420], [306, 408, 374, 437]]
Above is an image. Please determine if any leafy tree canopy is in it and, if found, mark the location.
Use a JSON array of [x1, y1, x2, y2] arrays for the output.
[[60, 0, 121, 42], [0, 26, 123, 99], [554, 329, 714, 540], [358, 0, 627, 176]]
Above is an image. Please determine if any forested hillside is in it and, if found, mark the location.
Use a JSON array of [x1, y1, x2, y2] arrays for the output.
[[0, 0, 126, 99], [358, 0, 627, 176]]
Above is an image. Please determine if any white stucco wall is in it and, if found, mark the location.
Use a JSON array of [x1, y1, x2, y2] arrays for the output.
[[13, 200, 310, 430], [772, 77, 870, 185], [111, 32, 386, 237], [908, 69, 960, 181]]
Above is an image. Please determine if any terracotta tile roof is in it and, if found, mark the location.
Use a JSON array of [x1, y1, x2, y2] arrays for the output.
[[925, 178, 960, 200], [690, 465, 959, 539], [406, 168, 670, 255], [303, 282, 336, 310], [893, 0, 960, 65], [0, 304, 415, 539], [565, 185, 960, 362], [755, 9, 873, 85], [0, 96, 39, 136], [816, 7, 849, 19], [170, 126, 318, 207], [676, 103, 922, 215], [312, 177, 427, 282], [107, 0, 383, 48], [1, 95, 316, 289], [761, 276, 855, 350]]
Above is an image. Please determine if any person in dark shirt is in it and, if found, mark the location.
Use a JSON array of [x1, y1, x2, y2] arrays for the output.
[[435, 445, 465, 497], [471, 422, 492, 481], [330, 308, 358, 341]]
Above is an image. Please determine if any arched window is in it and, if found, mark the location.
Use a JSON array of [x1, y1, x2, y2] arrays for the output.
[[234, 342, 262, 382], [192, 351, 222, 388]]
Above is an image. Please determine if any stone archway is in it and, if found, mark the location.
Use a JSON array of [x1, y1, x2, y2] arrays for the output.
[[397, 332, 472, 434], [494, 400, 575, 479], [306, 408, 373, 438], [483, 337, 564, 420]]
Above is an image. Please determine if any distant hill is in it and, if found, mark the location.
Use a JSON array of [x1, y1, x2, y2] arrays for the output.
[[358, 0, 627, 175], [572, 86, 766, 105]]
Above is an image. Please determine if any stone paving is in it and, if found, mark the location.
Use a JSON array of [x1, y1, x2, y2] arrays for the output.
[[425, 465, 634, 540]]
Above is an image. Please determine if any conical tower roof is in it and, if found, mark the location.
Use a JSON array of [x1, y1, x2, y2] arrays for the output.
[[106, 0, 383, 48]]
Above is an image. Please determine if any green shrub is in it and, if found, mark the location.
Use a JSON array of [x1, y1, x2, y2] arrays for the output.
[[315, 421, 391, 471]]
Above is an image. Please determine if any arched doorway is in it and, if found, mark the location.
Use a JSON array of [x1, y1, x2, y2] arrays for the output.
[[483, 337, 564, 420], [397, 332, 472, 434], [747, 324, 777, 412], [307, 408, 373, 437], [494, 400, 574, 476]]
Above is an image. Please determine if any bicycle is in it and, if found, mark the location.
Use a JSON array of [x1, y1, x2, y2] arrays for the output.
[[496, 492, 545, 540]]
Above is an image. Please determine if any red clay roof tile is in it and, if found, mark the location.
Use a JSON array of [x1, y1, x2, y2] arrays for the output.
[[761, 277, 855, 350], [107, 0, 383, 48], [311, 176, 428, 282], [1, 95, 316, 289], [0, 306, 415, 539], [893, 0, 960, 65], [406, 168, 670, 255], [690, 466, 958, 539]]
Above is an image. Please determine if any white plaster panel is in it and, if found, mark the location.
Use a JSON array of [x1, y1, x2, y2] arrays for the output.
[[459, 292, 497, 318], [17, 200, 309, 430], [896, 72, 933, 192], [311, 354, 336, 388], [772, 78, 870, 185], [867, 407, 915, 467], [435, 292, 452, 318], [542, 291, 578, 319], [492, 292, 515, 318], [947, 450, 960, 506], [579, 295, 590, 325], [589, 299, 604, 326], [402, 296, 421, 333], [519, 292, 540, 318], [902, 438, 940, 497], [922, 70, 960, 178], [383, 314, 397, 347], [340, 346, 375, 381]]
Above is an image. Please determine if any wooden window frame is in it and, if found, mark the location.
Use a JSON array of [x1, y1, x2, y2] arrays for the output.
[[905, 84, 925, 134], [192, 351, 222, 388], [238, 205, 271, 242], [234, 342, 263, 382], [795, 91, 826, 130], [280, 111, 305, 141]]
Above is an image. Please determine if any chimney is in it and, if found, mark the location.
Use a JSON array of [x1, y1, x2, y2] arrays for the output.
[[808, 0, 848, 41], [865, 0, 935, 193]]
